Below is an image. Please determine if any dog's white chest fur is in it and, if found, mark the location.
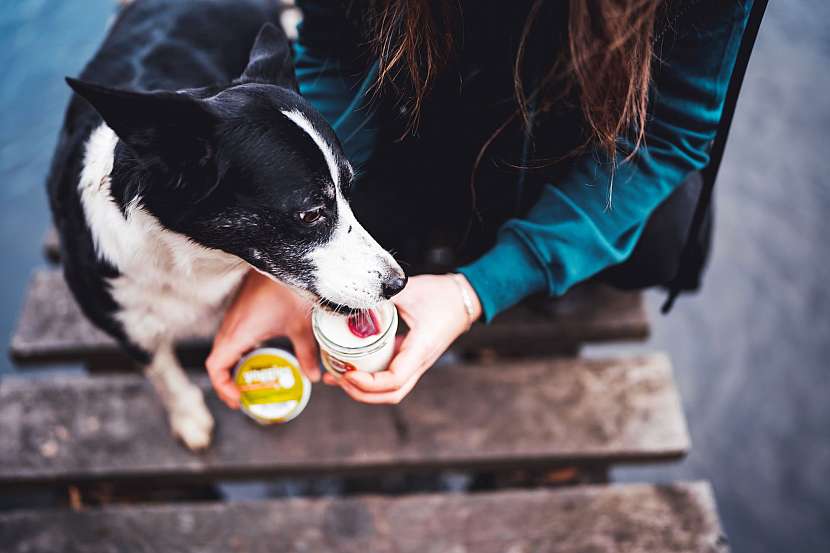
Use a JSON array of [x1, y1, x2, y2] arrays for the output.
[[80, 124, 247, 350]]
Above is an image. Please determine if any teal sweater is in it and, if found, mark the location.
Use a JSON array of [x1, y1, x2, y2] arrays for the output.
[[294, 1, 752, 321]]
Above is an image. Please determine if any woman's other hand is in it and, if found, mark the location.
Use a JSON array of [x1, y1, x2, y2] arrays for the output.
[[206, 270, 319, 409], [325, 274, 482, 404]]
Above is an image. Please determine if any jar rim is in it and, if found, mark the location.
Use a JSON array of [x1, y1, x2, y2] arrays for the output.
[[312, 302, 398, 356]]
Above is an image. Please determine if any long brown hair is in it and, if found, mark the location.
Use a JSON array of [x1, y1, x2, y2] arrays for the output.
[[369, 0, 662, 162]]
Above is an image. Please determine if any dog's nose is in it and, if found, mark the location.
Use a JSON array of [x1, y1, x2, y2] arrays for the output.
[[381, 274, 408, 299]]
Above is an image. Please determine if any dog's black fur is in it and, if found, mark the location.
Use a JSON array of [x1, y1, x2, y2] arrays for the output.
[[50, 0, 400, 364], [48, 0, 405, 449]]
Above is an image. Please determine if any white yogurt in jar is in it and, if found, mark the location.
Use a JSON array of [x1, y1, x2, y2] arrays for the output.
[[312, 301, 398, 376]]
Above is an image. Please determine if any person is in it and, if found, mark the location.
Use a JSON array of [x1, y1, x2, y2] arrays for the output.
[[205, 0, 754, 406]]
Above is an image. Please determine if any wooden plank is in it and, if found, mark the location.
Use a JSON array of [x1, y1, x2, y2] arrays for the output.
[[9, 269, 648, 365], [10, 269, 120, 364], [0, 482, 729, 553], [458, 283, 649, 355], [0, 354, 688, 487]]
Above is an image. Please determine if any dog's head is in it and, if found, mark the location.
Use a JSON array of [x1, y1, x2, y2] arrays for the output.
[[67, 23, 405, 312]]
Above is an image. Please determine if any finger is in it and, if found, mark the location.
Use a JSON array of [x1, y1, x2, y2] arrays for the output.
[[206, 365, 240, 409], [322, 373, 339, 386], [337, 370, 420, 404], [218, 390, 240, 410], [393, 334, 405, 351], [391, 293, 416, 329], [205, 338, 252, 409], [290, 330, 321, 383], [390, 277, 417, 306], [212, 374, 240, 410], [343, 333, 430, 393]]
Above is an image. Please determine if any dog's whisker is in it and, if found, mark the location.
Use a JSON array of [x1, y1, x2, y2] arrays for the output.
[[53, 6, 409, 452]]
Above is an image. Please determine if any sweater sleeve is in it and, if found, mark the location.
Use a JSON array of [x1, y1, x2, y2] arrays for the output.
[[458, 1, 753, 321], [293, 0, 379, 171]]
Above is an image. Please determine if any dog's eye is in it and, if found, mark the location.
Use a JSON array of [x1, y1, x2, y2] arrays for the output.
[[297, 206, 325, 225]]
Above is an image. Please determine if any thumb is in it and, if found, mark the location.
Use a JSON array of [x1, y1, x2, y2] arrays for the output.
[[206, 334, 255, 409], [290, 329, 321, 383]]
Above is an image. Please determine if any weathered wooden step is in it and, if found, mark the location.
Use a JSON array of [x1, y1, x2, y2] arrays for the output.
[[0, 482, 728, 553], [9, 269, 648, 366], [0, 354, 687, 487]]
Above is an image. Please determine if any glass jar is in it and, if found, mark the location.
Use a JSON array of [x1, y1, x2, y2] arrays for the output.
[[312, 301, 398, 377], [233, 347, 311, 424]]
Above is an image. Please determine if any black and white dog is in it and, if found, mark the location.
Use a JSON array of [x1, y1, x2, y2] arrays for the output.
[[49, 0, 405, 449]]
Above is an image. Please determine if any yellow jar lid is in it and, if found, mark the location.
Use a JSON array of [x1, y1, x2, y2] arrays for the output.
[[234, 348, 311, 424]]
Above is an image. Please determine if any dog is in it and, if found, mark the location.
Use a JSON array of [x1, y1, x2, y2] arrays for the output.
[[48, 0, 406, 450]]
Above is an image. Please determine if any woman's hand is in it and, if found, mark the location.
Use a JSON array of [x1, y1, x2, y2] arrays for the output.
[[205, 270, 319, 409], [325, 274, 482, 404]]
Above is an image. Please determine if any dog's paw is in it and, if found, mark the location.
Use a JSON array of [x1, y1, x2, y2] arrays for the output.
[[169, 391, 215, 451]]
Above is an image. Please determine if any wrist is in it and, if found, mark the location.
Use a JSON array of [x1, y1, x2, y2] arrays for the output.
[[450, 273, 482, 328]]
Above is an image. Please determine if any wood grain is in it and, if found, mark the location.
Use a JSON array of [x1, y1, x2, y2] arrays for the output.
[[0, 482, 728, 553], [9, 269, 648, 365], [0, 354, 688, 486]]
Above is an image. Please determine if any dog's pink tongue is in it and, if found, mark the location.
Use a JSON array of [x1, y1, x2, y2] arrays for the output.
[[347, 310, 380, 339]]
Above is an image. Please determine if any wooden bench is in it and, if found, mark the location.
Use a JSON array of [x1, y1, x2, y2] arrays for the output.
[[0, 354, 687, 488], [0, 482, 728, 553], [3, 231, 727, 551], [9, 269, 648, 366]]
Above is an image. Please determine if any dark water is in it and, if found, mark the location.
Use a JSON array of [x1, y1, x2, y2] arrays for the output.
[[0, 0, 115, 375], [1, 1, 828, 551], [605, 2, 830, 550]]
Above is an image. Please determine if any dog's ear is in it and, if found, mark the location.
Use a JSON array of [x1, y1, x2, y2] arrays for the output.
[[66, 77, 216, 167], [236, 23, 298, 91]]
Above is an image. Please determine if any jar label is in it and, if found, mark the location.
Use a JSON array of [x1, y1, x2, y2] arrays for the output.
[[234, 349, 310, 424], [321, 350, 357, 375]]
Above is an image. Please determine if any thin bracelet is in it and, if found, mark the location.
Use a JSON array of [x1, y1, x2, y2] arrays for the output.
[[450, 273, 476, 330]]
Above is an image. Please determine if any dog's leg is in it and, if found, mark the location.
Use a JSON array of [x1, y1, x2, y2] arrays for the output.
[[145, 343, 214, 451]]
